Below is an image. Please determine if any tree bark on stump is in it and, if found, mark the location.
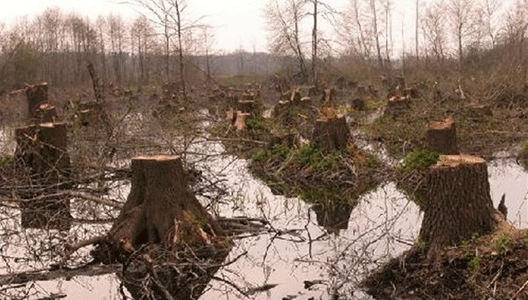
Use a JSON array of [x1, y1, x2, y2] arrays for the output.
[[426, 116, 458, 155], [36, 103, 58, 123], [419, 155, 498, 262], [106, 155, 229, 300], [312, 116, 350, 150], [386, 96, 410, 119], [15, 122, 72, 230], [26, 83, 49, 120]]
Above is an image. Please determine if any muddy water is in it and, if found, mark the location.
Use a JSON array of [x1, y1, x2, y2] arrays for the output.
[[0, 127, 527, 299]]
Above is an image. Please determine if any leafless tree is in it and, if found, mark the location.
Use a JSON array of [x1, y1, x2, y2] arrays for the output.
[[265, 0, 308, 82], [131, 15, 156, 84], [421, 1, 447, 61], [482, 0, 502, 48], [446, 0, 476, 64]]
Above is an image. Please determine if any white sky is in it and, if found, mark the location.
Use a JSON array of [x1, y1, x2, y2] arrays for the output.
[[0, 0, 518, 54]]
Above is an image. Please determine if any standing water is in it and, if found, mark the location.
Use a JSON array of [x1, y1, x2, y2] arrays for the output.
[[0, 126, 527, 299]]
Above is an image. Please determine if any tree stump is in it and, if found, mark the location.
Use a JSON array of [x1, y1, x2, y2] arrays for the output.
[[321, 88, 336, 103], [386, 95, 410, 119], [312, 116, 350, 150], [15, 122, 72, 230], [26, 83, 49, 120], [107, 155, 228, 300], [234, 111, 249, 131], [419, 155, 498, 261], [35, 103, 58, 123], [426, 116, 458, 154], [237, 99, 256, 113]]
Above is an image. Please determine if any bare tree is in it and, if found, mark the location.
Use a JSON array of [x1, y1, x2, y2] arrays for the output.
[[131, 15, 156, 84], [446, 0, 476, 64], [482, 0, 502, 48], [415, 0, 420, 58], [421, 1, 447, 61], [265, 0, 308, 82], [370, 0, 383, 68]]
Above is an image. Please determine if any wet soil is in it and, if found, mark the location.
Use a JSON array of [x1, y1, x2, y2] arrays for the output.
[[364, 222, 528, 300]]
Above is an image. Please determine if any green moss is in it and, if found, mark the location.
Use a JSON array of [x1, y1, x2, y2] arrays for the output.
[[294, 144, 322, 166], [399, 148, 440, 173]]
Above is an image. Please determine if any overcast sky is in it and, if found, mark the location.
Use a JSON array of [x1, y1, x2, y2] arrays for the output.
[[0, 0, 518, 54]]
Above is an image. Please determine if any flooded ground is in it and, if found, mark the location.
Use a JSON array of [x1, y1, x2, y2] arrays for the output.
[[0, 127, 527, 299]]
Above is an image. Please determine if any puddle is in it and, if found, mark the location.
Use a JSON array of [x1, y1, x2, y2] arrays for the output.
[[489, 159, 528, 228]]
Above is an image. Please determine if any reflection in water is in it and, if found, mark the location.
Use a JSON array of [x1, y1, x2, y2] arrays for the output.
[[312, 201, 355, 235], [488, 159, 528, 229]]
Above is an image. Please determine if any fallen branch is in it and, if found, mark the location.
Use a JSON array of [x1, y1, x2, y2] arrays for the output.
[[0, 191, 123, 209], [0, 263, 121, 286]]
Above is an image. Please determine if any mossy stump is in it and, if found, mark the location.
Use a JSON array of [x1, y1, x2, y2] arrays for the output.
[[426, 116, 458, 155], [15, 122, 72, 230], [420, 155, 498, 262], [107, 155, 229, 300]]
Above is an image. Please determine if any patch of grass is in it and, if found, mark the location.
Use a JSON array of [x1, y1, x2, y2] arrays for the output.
[[300, 184, 342, 205], [250, 149, 271, 163], [271, 144, 290, 160], [494, 233, 513, 254], [399, 148, 440, 173], [365, 154, 380, 169], [0, 155, 12, 167], [522, 139, 528, 155], [292, 144, 345, 171], [367, 115, 426, 157], [294, 144, 322, 166], [365, 98, 388, 110], [467, 254, 481, 281]]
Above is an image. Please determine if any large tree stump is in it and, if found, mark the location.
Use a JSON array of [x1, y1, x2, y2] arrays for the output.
[[107, 155, 229, 300], [312, 116, 350, 150], [35, 103, 58, 123], [26, 83, 49, 120], [426, 116, 458, 154], [419, 155, 498, 261], [15, 122, 72, 230]]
